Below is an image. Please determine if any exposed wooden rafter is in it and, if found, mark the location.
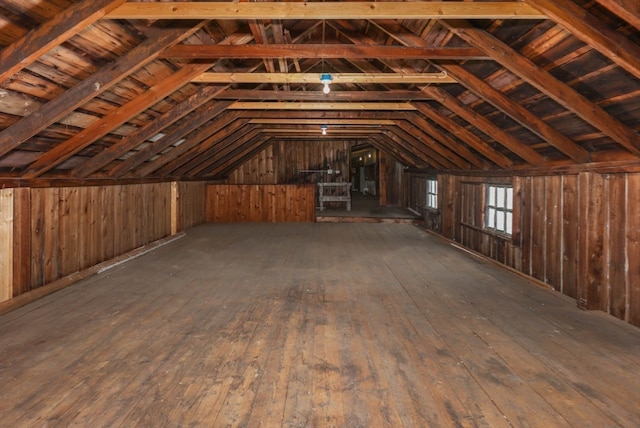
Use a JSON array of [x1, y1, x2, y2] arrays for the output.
[[525, 0, 640, 79], [441, 19, 640, 156], [0, 0, 126, 84], [595, 0, 640, 31], [411, 103, 514, 169], [105, 2, 546, 20], [22, 63, 214, 179], [110, 106, 239, 178], [368, 21, 591, 164], [72, 85, 228, 178], [418, 88, 547, 166], [132, 112, 246, 178], [436, 63, 591, 163], [0, 24, 207, 159]]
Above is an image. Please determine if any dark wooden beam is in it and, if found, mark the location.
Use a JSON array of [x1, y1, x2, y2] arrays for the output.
[[209, 135, 274, 179], [379, 132, 439, 169], [438, 63, 590, 163], [411, 103, 513, 169], [132, 111, 244, 178], [595, 0, 640, 31], [72, 85, 227, 178], [419, 87, 547, 166], [109, 103, 237, 178], [0, 24, 206, 159], [160, 44, 489, 60], [239, 111, 409, 120], [189, 127, 263, 177], [22, 63, 213, 178], [383, 126, 452, 169], [441, 20, 640, 156], [0, 0, 126, 84], [393, 120, 471, 169], [164, 121, 254, 177], [525, 0, 640, 79], [369, 135, 425, 169], [217, 89, 433, 101], [403, 112, 489, 169]]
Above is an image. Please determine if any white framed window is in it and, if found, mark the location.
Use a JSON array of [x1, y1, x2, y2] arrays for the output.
[[426, 178, 438, 210], [485, 185, 513, 235]]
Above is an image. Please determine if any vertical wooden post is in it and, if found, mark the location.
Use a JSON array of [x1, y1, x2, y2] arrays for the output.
[[171, 181, 179, 235], [13, 188, 31, 296], [0, 189, 14, 302]]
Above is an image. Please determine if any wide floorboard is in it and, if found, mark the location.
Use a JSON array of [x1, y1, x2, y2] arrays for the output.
[[1, 223, 639, 427]]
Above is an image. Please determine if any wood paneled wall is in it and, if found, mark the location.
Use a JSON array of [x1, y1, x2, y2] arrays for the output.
[[409, 172, 640, 327], [206, 184, 315, 223], [0, 181, 208, 303], [173, 181, 207, 233], [227, 140, 355, 184], [28, 184, 172, 292]]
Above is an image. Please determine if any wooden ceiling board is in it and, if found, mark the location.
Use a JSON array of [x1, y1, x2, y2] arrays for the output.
[[0, 0, 639, 180]]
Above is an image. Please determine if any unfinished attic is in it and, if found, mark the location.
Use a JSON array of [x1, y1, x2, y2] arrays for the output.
[[1, 0, 640, 425]]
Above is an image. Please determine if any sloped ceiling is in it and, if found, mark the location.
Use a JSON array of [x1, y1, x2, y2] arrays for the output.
[[0, 0, 639, 182]]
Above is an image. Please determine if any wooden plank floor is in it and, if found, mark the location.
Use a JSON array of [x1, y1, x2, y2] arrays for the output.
[[1, 223, 639, 427]]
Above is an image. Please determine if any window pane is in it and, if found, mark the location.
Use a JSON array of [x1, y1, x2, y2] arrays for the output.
[[506, 187, 513, 210], [496, 210, 505, 231], [488, 186, 496, 206], [497, 187, 505, 207], [487, 208, 496, 228], [506, 212, 513, 234]]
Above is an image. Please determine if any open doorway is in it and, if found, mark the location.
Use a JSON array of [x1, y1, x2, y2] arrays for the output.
[[350, 145, 378, 196]]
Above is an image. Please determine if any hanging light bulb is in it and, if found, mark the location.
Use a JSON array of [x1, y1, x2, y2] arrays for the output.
[[320, 73, 332, 94], [321, 125, 327, 135]]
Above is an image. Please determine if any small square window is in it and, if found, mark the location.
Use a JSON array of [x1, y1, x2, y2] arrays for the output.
[[485, 185, 513, 235]]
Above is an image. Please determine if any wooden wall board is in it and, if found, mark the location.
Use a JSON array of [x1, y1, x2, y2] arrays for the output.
[[577, 172, 605, 311], [520, 176, 533, 276], [561, 175, 578, 298], [227, 140, 354, 185], [0, 189, 13, 302], [206, 184, 315, 223], [530, 176, 546, 284], [627, 174, 640, 326], [176, 181, 207, 232], [604, 174, 627, 319], [12, 188, 30, 296], [545, 176, 563, 290]]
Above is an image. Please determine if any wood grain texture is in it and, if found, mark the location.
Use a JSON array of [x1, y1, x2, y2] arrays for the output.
[[23, 183, 172, 294], [206, 184, 315, 223], [0, 223, 638, 426], [0, 189, 13, 302], [227, 140, 354, 185]]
